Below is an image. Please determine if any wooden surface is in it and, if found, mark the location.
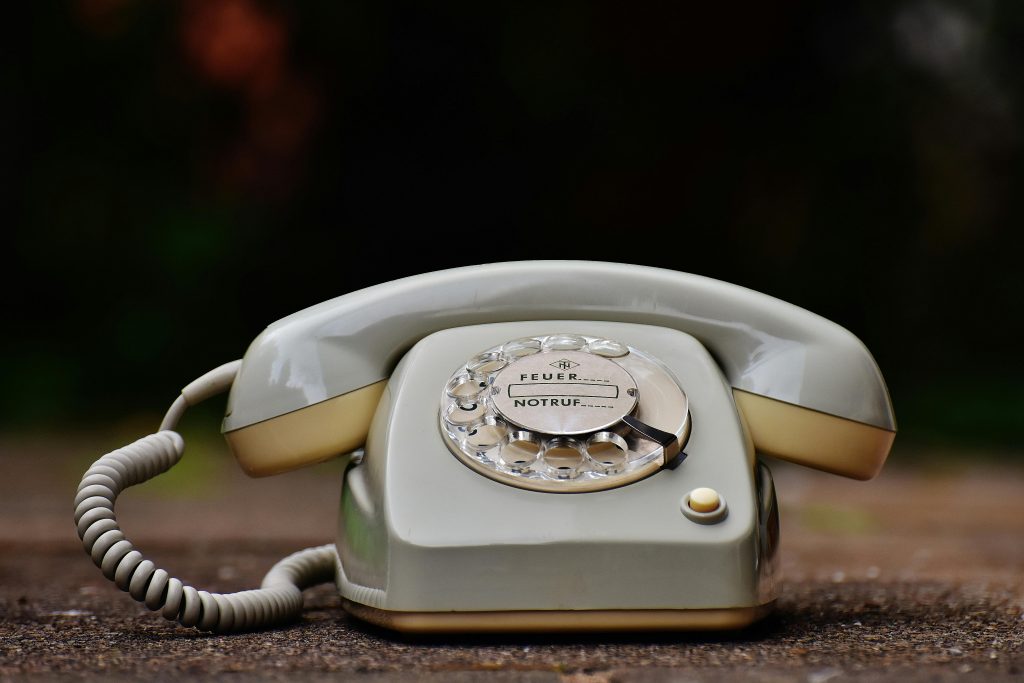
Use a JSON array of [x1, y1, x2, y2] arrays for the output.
[[1, 436, 1022, 681]]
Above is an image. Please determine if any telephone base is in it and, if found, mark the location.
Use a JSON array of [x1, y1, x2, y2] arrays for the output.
[[342, 599, 775, 634]]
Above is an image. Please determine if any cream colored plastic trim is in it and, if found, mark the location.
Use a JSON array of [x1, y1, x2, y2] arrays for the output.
[[733, 389, 895, 480], [342, 599, 775, 633], [223, 381, 386, 477]]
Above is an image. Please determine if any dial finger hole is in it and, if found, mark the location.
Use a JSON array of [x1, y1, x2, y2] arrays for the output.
[[502, 338, 542, 358], [465, 416, 508, 452], [445, 374, 489, 401], [543, 334, 586, 351], [585, 431, 629, 474], [467, 351, 508, 375], [500, 431, 542, 472], [543, 438, 584, 479], [444, 401, 486, 428], [587, 338, 629, 358]]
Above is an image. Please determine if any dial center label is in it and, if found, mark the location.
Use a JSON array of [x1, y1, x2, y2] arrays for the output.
[[491, 350, 638, 435]]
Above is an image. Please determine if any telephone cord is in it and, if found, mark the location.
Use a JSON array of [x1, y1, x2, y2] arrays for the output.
[[74, 361, 339, 632]]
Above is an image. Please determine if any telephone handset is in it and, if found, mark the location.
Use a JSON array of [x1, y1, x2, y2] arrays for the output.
[[75, 261, 895, 633]]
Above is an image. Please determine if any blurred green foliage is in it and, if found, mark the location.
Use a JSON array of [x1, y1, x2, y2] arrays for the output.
[[8, 1, 1023, 448]]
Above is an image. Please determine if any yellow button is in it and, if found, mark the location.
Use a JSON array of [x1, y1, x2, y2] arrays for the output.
[[688, 487, 721, 513]]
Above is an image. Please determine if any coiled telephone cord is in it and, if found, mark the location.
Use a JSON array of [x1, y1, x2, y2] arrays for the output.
[[74, 361, 338, 632]]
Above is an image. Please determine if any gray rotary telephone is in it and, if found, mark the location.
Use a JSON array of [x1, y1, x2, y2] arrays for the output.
[[74, 261, 895, 633]]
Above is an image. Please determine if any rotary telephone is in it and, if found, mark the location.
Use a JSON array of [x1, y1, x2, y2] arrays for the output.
[[74, 261, 895, 633]]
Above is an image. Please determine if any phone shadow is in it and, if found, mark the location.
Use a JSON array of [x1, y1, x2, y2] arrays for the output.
[[332, 578, 1017, 649], [338, 609, 788, 647]]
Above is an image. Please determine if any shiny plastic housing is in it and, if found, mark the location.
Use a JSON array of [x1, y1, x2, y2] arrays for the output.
[[223, 262, 896, 436], [336, 322, 779, 620]]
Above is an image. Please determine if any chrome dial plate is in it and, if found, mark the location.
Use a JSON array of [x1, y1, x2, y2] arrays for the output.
[[439, 334, 690, 493], [490, 349, 638, 435]]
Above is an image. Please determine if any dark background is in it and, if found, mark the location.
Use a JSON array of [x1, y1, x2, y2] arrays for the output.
[[8, 1, 1022, 448]]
